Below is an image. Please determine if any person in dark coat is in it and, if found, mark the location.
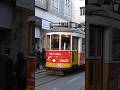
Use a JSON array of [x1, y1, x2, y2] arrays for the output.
[[15, 52, 27, 90], [41, 48, 46, 67], [35, 46, 41, 69], [0, 48, 14, 90]]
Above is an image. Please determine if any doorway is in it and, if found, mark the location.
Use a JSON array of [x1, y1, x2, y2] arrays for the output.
[[0, 28, 11, 54], [86, 25, 104, 90]]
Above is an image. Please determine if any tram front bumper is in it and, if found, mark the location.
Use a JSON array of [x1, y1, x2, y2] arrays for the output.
[[45, 62, 72, 70]]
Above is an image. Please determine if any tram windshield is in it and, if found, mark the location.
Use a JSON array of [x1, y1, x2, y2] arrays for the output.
[[61, 35, 70, 50], [46, 34, 71, 50], [51, 34, 59, 50]]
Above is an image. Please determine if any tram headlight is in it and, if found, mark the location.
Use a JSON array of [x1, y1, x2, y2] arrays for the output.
[[53, 59, 56, 63]]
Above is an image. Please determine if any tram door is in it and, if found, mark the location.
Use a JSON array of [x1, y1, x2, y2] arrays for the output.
[[86, 25, 104, 90], [72, 36, 78, 65]]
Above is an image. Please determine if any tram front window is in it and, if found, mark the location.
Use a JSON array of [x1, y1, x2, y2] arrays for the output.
[[61, 35, 70, 50], [51, 34, 59, 50]]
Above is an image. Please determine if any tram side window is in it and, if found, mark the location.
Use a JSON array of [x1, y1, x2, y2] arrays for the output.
[[61, 35, 70, 50], [47, 35, 50, 49], [72, 37, 78, 50], [51, 34, 59, 50]]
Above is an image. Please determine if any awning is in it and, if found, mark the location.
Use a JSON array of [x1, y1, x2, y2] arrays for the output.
[[27, 16, 42, 27]]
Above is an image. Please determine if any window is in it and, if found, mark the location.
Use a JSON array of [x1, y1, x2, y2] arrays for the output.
[[61, 35, 71, 50], [35, 0, 47, 10], [113, 3, 120, 13], [112, 29, 120, 61], [89, 25, 103, 57], [51, 34, 59, 50], [64, 0, 71, 16], [112, 0, 120, 12], [104, 0, 112, 4], [72, 37, 78, 50], [80, 7, 85, 16], [46, 35, 50, 49], [52, 0, 58, 9]]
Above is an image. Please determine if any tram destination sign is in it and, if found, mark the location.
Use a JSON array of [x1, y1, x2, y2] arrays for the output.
[[50, 22, 81, 28], [50, 22, 68, 28]]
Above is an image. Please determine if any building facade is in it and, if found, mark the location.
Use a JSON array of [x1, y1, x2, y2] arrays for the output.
[[86, 0, 120, 90], [71, 0, 85, 24], [35, 0, 72, 49], [0, 0, 35, 60]]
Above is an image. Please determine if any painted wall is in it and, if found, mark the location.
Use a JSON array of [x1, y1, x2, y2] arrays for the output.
[[72, 0, 85, 23], [35, 7, 68, 23], [0, 2, 12, 29]]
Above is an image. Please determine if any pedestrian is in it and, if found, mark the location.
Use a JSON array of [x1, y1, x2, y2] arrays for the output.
[[41, 48, 46, 68], [0, 48, 14, 90], [35, 46, 41, 69], [15, 52, 27, 90]]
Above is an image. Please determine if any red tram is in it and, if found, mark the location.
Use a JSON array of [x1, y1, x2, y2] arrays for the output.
[[45, 22, 85, 72]]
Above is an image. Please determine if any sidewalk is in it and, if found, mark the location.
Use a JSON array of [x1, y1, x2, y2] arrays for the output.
[[35, 65, 46, 74]]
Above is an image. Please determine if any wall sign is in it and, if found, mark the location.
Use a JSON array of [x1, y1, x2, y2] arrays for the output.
[[42, 19, 51, 30]]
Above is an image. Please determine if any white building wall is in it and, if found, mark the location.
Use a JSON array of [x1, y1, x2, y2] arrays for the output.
[[35, 6, 70, 49], [35, 27, 40, 38], [35, 7, 68, 23], [72, 0, 85, 23]]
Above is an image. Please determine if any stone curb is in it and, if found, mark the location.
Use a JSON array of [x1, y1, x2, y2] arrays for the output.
[[35, 69, 46, 74]]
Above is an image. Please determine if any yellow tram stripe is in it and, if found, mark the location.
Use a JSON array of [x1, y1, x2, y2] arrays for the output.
[[46, 62, 72, 68]]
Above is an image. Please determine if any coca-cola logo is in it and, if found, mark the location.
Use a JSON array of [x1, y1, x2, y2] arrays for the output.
[[49, 52, 61, 56]]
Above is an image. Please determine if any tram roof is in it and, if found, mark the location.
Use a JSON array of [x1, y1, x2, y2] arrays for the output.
[[47, 27, 85, 34]]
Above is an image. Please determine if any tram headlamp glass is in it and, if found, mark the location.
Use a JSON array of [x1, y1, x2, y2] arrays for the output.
[[53, 59, 56, 63]]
